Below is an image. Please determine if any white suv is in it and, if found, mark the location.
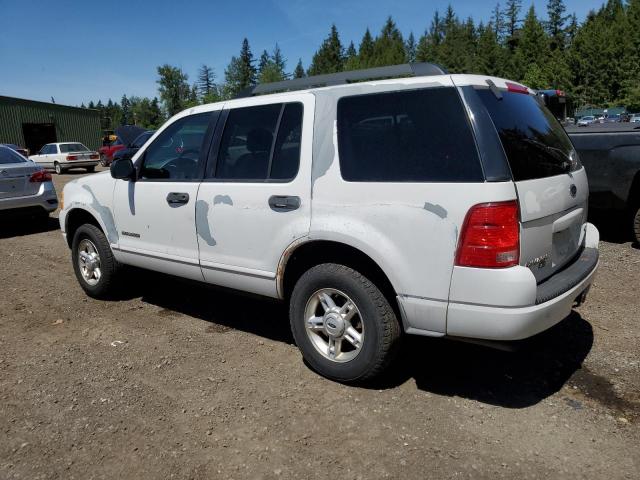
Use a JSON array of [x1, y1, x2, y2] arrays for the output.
[[60, 64, 599, 383]]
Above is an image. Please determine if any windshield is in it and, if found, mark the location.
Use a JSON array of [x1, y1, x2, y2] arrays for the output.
[[60, 143, 89, 153], [476, 88, 579, 181], [0, 146, 27, 164]]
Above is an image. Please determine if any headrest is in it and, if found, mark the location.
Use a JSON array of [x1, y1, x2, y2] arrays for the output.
[[246, 128, 273, 153]]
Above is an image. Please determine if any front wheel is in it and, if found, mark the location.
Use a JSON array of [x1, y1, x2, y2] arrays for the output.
[[71, 224, 120, 298], [289, 263, 401, 383], [632, 204, 640, 245], [99, 154, 108, 167], [54, 162, 63, 175]]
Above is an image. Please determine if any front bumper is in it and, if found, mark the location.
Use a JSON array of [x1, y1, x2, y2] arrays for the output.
[[0, 181, 58, 213]]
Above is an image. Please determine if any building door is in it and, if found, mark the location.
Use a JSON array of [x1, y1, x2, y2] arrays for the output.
[[22, 123, 57, 155]]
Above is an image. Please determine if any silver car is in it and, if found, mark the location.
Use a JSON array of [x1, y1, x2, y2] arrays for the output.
[[0, 145, 58, 218]]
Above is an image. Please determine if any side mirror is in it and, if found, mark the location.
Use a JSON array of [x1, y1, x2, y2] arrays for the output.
[[110, 158, 136, 181]]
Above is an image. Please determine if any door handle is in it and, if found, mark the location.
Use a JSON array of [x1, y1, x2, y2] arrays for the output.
[[268, 195, 300, 211], [166, 192, 190, 205]]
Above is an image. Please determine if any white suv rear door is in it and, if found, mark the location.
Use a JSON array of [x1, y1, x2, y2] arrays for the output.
[[195, 94, 314, 297]]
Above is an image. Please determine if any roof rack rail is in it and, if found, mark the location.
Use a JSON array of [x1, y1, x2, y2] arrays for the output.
[[235, 62, 449, 98]]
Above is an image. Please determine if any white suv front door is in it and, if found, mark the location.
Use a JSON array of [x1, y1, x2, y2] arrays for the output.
[[112, 111, 218, 281], [195, 95, 314, 297]]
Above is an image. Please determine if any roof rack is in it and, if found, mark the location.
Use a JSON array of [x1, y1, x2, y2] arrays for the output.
[[235, 62, 449, 98]]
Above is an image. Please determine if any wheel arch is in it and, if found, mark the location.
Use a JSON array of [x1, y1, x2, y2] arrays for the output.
[[64, 207, 105, 248], [278, 239, 399, 310]]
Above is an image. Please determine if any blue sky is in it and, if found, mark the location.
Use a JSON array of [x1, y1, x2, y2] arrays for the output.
[[1, 0, 605, 106]]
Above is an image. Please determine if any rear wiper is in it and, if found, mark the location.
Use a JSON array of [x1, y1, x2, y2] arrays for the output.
[[522, 138, 574, 172], [485, 79, 503, 100]]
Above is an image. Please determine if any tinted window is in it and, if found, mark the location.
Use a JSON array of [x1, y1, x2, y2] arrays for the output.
[[270, 103, 303, 180], [476, 89, 579, 181], [0, 147, 27, 164], [140, 113, 212, 180], [337, 88, 482, 182], [133, 132, 153, 148], [216, 104, 281, 180], [60, 143, 88, 153], [42, 145, 56, 154]]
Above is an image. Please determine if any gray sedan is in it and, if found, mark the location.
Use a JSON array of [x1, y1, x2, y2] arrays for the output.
[[0, 145, 58, 218]]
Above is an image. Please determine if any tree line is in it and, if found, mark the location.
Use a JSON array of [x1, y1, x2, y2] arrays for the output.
[[83, 0, 640, 129]]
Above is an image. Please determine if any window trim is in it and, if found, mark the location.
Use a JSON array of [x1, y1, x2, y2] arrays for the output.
[[203, 101, 304, 184], [336, 87, 485, 183], [135, 111, 219, 183]]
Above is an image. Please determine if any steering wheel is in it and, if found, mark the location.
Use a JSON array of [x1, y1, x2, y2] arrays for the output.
[[162, 149, 200, 178]]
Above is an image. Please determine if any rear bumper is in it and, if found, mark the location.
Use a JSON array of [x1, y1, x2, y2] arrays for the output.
[[57, 161, 99, 169], [0, 182, 58, 213], [445, 250, 598, 340]]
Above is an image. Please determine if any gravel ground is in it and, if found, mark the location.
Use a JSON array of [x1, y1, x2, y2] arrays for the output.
[[1, 170, 638, 479]]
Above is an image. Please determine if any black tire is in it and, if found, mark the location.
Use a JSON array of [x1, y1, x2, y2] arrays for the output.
[[289, 263, 401, 383], [54, 162, 63, 175], [632, 204, 640, 245], [99, 154, 108, 167], [86, 166, 95, 173], [71, 224, 120, 299]]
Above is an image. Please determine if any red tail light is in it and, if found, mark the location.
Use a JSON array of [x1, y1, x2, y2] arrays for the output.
[[67, 155, 78, 160], [29, 170, 52, 183], [456, 201, 520, 268], [89, 153, 99, 160], [506, 82, 529, 95]]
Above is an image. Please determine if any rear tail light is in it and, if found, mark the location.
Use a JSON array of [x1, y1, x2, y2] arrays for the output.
[[89, 153, 99, 160], [456, 201, 520, 268], [67, 155, 78, 160], [29, 170, 52, 183], [506, 82, 529, 95]]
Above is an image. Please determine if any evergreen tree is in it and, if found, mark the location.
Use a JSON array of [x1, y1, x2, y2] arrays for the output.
[[492, 3, 505, 42], [622, 0, 640, 109], [197, 64, 216, 99], [504, 0, 522, 50], [546, 0, 570, 50], [293, 59, 305, 78], [475, 22, 505, 76], [566, 13, 578, 45], [272, 44, 287, 77], [223, 38, 257, 97], [344, 41, 359, 70], [88, 101, 95, 109], [405, 32, 417, 63], [156, 64, 190, 116], [121, 94, 131, 125], [358, 28, 375, 68], [416, 10, 443, 63], [258, 49, 271, 74], [371, 16, 405, 67], [308, 24, 344, 75], [257, 44, 287, 84], [513, 6, 550, 86]]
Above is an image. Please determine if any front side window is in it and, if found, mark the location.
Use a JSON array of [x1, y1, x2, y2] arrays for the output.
[[140, 113, 212, 180], [215, 102, 303, 181], [337, 88, 483, 182], [0, 147, 27, 164]]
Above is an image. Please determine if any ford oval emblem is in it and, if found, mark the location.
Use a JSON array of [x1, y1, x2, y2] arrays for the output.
[[570, 184, 577, 198]]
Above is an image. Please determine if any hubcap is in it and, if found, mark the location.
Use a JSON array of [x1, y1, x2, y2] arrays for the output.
[[77, 239, 101, 286], [304, 288, 364, 363]]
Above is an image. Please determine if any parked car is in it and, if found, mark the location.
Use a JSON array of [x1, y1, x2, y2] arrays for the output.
[[59, 64, 599, 383], [605, 114, 621, 123], [630, 113, 640, 123], [111, 130, 155, 162], [577, 116, 595, 126], [29, 142, 99, 174], [0, 144, 58, 218], [567, 122, 640, 244], [99, 125, 146, 166], [1, 143, 29, 157]]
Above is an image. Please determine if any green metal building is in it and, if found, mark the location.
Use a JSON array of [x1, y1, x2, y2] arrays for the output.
[[0, 96, 101, 154]]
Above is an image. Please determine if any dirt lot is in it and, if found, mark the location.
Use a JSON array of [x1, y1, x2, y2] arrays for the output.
[[1, 170, 639, 479]]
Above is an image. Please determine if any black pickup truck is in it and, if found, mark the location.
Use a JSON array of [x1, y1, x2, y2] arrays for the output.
[[566, 123, 640, 244]]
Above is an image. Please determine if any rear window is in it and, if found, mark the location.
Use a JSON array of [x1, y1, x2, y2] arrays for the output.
[[476, 88, 579, 181], [0, 146, 27, 164], [337, 88, 483, 182], [60, 143, 89, 153]]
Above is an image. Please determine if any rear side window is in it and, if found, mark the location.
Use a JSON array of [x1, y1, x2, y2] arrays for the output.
[[0, 147, 27, 164], [60, 143, 88, 153], [337, 88, 483, 182], [215, 102, 303, 181], [476, 88, 579, 181]]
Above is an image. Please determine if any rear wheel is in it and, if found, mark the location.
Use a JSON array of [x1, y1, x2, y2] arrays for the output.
[[71, 224, 120, 298], [632, 204, 640, 245], [289, 263, 401, 383], [54, 162, 63, 175], [99, 154, 108, 167]]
